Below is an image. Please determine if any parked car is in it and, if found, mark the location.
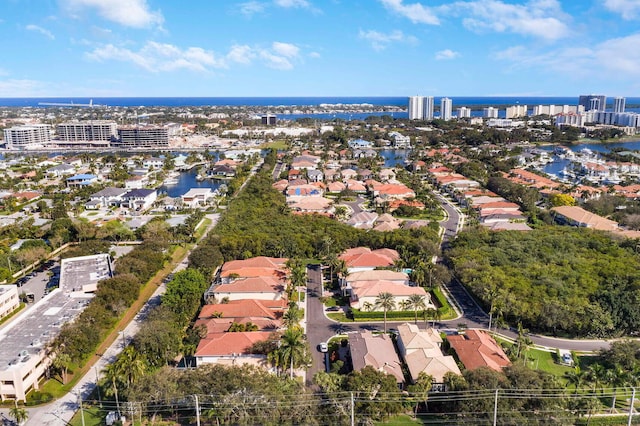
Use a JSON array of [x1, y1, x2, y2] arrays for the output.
[[561, 353, 573, 365], [326, 306, 340, 312], [318, 342, 328, 353]]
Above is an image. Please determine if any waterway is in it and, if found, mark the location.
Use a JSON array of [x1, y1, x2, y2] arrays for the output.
[[540, 140, 640, 176], [157, 167, 223, 198], [379, 149, 411, 167]]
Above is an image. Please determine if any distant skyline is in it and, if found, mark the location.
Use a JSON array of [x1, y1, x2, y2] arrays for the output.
[[1, 0, 640, 97]]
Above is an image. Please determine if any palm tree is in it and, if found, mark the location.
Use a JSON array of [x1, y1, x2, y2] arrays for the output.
[[406, 294, 427, 325], [9, 402, 28, 425], [604, 365, 627, 413], [113, 346, 147, 389], [362, 301, 373, 312], [51, 352, 71, 384], [283, 305, 303, 328], [374, 292, 396, 333], [277, 327, 311, 379], [587, 363, 606, 394], [564, 366, 587, 395]]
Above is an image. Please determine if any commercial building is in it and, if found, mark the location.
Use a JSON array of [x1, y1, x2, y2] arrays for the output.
[[0, 254, 112, 401], [578, 94, 607, 112], [440, 97, 453, 121], [0, 286, 20, 321], [4, 124, 51, 150], [116, 126, 169, 148]]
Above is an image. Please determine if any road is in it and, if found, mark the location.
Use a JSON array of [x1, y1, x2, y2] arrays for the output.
[[305, 265, 334, 385]]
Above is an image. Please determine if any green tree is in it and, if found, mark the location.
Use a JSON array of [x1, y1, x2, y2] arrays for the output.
[[406, 293, 427, 325], [374, 292, 396, 332], [275, 326, 311, 379], [9, 402, 28, 425]]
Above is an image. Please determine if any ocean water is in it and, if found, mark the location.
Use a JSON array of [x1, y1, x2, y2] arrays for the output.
[[2, 96, 640, 108]]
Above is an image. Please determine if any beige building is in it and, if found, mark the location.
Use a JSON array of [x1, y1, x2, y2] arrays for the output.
[[0, 286, 19, 320]]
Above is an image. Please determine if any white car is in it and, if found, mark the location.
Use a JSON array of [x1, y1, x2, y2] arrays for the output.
[[318, 342, 328, 353]]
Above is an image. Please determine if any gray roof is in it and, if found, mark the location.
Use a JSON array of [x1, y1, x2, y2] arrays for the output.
[[90, 187, 128, 198], [123, 188, 156, 199]]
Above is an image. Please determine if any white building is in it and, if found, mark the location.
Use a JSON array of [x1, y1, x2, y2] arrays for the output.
[[440, 97, 453, 121], [181, 188, 213, 208], [56, 121, 117, 142], [457, 107, 471, 118], [116, 126, 169, 148], [614, 97, 626, 113], [389, 131, 411, 148], [0, 286, 19, 321], [483, 107, 499, 119], [505, 105, 528, 119], [4, 124, 51, 150], [408, 96, 434, 120]]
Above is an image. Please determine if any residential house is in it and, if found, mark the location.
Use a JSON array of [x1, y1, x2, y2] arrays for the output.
[[66, 174, 98, 188], [195, 331, 274, 368], [339, 247, 399, 273], [290, 154, 321, 170], [396, 323, 461, 387], [340, 168, 358, 180], [208, 276, 286, 302], [208, 165, 236, 178], [181, 188, 213, 208], [124, 175, 148, 189], [307, 169, 324, 183], [348, 331, 405, 387], [142, 157, 165, 169], [346, 211, 379, 229], [216, 256, 288, 284], [46, 164, 75, 179], [196, 299, 286, 333], [121, 188, 157, 211], [85, 187, 128, 209], [349, 280, 432, 311], [348, 138, 372, 149], [551, 205, 619, 232], [353, 149, 377, 159], [447, 330, 511, 372]]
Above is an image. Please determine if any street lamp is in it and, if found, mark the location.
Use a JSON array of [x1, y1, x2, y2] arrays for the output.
[[95, 366, 101, 407]]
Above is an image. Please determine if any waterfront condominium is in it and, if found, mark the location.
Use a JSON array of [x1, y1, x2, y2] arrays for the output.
[[578, 94, 607, 112], [408, 96, 434, 120], [457, 107, 471, 118], [614, 97, 626, 113], [4, 124, 51, 150], [440, 97, 453, 121]]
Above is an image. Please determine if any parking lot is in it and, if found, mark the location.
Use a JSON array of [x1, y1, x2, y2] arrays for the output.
[[12, 260, 59, 305]]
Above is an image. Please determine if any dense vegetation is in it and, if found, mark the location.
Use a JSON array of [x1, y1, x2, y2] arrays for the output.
[[447, 226, 640, 337], [189, 151, 440, 277]]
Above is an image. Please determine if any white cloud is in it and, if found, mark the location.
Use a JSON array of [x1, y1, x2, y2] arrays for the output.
[[274, 0, 311, 7], [227, 44, 255, 64], [358, 29, 416, 50], [86, 40, 303, 72], [86, 42, 224, 72], [603, 0, 640, 20], [272, 42, 300, 57], [309, 51, 321, 58], [445, 0, 569, 41], [379, 0, 440, 25], [239, 1, 265, 16], [61, 0, 163, 28], [435, 49, 460, 60], [379, 0, 569, 40], [494, 33, 640, 78], [26, 24, 55, 40]]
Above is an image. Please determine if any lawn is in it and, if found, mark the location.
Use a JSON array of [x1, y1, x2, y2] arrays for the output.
[[376, 414, 424, 425], [524, 348, 575, 377], [69, 405, 104, 426], [262, 140, 289, 150]]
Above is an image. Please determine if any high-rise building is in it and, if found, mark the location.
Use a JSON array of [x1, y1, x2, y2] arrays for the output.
[[408, 96, 423, 120], [614, 97, 626, 113], [408, 96, 434, 120], [56, 121, 117, 142], [457, 107, 471, 118], [261, 114, 277, 125], [505, 105, 528, 119], [116, 126, 169, 148], [440, 97, 453, 121], [483, 107, 499, 119], [4, 124, 51, 150], [578, 94, 606, 112]]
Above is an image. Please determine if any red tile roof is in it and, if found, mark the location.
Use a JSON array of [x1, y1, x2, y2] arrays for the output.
[[447, 330, 511, 372], [195, 332, 274, 356]]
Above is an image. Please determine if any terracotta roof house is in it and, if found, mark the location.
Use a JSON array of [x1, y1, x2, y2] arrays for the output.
[[327, 181, 346, 192], [396, 323, 461, 386], [371, 183, 416, 200], [219, 257, 288, 282], [195, 331, 274, 368], [339, 247, 399, 272], [285, 184, 323, 198], [345, 179, 367, 193], [209, 276, 286, 302], [348, 331, 405, 387], [288, 197, 333, 214], [349, 280, 433, 311], [198, 299, 286, 320], [551, 206, 619, 232], [340, 168, 358, 180], [447, 330, 511, 372]]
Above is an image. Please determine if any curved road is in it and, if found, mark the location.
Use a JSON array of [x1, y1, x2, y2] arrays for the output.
[[305, 191, 612, 381]]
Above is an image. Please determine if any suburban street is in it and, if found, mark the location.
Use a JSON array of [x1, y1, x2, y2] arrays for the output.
[[303, 189, 614, 382]]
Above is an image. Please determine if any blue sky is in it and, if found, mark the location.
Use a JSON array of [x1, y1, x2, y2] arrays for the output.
[[1, 0, 640, 97]]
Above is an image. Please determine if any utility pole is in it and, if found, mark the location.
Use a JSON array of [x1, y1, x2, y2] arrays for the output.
[[194, 394, 201, 426], [493, 389, 499, 426], [628, 387, 636, 426], [78, 393, 86, 426], [350, 392, 355, 426]]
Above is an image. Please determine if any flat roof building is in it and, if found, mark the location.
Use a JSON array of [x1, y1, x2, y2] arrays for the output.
[[4, 124, 52, 150], [116, 126, 169, 148], [0, 254, 112, 401], [56, 121, 117, 143]]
